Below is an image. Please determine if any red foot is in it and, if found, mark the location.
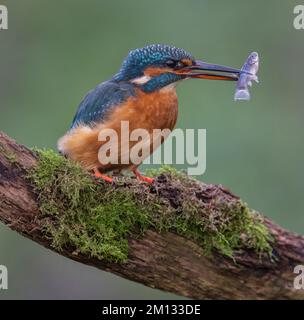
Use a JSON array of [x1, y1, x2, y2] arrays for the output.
[[133, 169, 154, 184], [93, 168, 113, 183]]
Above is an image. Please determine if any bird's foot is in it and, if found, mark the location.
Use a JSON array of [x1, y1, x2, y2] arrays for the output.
[[132, 169, 154, 184], [93, 168, 113, 183]]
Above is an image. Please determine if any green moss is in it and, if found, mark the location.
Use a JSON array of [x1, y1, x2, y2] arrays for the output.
[[146, 165, 187, 180], [28, 149, 150, 263], [27, 151, 273, 263], [147, 166, 272, 258]]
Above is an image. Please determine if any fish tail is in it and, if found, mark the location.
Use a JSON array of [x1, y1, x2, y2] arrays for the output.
[[234, 89, 250, 101]]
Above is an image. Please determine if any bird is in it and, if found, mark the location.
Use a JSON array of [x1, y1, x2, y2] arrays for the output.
[[58, 44, 242, 183]]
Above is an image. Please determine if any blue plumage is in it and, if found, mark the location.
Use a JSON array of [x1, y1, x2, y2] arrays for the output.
[[71, 44, 194, 128], [142, 73, 183, 92], [114, 44, 194, 81], [71, 81, 136, 128]]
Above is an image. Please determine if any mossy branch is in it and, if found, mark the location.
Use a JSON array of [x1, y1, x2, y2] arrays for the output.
[[0, 131, 303, 299]]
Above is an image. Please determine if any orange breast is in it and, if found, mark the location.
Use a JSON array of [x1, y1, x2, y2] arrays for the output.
[[106, 86, 178, 132], [58, 86, 178, 172]]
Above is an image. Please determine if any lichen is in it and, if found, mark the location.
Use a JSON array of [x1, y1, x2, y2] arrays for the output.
[[0, 145, 18, 164], [27, 149, 273, 263]]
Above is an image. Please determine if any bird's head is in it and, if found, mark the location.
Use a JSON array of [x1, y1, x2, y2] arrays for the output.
[[113, 44, 243, 92]]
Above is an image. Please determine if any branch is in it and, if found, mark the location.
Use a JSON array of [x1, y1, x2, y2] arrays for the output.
[[0, 131, 303, 300]]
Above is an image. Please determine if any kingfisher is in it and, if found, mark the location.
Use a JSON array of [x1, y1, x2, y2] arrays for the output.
[[58, 44, 243, 183]]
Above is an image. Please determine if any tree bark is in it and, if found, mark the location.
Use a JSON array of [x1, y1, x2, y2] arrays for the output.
[[0, 131, 303, 300]]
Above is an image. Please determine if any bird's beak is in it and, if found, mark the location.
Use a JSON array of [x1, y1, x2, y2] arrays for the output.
[[175, 59, 245, 81]]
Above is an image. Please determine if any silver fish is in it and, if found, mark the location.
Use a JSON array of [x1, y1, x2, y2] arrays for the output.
[[234, 52, 259, 101]]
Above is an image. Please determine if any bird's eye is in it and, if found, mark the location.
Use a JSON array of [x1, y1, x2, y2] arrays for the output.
[[165, 60, 185, 69], [165, 59, 177, 68]]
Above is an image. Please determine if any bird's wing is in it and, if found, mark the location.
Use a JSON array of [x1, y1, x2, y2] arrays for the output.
[[71, 80, 136, 128]]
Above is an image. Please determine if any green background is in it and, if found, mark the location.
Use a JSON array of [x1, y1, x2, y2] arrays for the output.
[[0, 0, 303, 299]]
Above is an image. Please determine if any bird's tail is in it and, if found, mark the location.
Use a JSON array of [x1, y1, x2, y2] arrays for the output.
[[57, 125, 101, 170]]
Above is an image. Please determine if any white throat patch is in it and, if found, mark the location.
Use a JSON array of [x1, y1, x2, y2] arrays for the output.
[[131, 75, 152, 85]]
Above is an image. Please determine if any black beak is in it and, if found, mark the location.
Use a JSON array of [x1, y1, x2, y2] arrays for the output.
[[176, 59, 246, 81]]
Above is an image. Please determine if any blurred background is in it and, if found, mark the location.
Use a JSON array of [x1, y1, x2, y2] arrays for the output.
[[0, 0, 303, 299]]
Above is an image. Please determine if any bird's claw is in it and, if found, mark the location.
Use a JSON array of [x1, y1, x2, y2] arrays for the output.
[[93, 168, 113, 183], [132, 169, 154, 184]]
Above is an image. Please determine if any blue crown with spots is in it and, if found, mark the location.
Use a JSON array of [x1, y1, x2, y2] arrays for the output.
[[114, 44, 194, 81]]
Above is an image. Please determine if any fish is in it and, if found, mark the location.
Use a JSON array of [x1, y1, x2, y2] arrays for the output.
[[234, 52, 259, 101]]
